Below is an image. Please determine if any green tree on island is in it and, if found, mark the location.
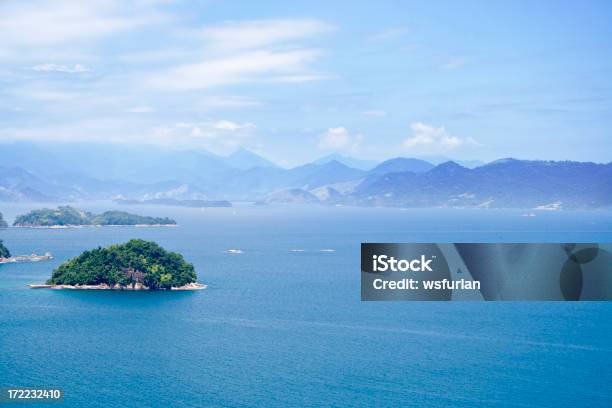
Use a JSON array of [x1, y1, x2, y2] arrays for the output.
[[48, 239, 196, 289]]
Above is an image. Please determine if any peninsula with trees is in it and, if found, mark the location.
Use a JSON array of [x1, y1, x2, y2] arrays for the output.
[[29, 239, 204, 290], [13, 206, 176, 227]]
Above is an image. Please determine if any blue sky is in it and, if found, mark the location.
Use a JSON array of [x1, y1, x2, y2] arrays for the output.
[[0, 0, 611, 166]]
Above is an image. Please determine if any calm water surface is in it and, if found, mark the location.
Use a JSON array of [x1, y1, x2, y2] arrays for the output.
[[1, 203, 611, 407]]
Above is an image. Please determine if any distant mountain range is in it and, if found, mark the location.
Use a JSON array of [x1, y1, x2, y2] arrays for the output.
[[1, 142, 610, 209], [368, 158, 435, 175], [221, 148, 278, 170], [351, 159, 612, 209], [312, 153, 379, 170]]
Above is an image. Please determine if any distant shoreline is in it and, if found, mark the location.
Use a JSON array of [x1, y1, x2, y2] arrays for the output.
[[12, 224, 178, 229], [28, 282, 207, 291]]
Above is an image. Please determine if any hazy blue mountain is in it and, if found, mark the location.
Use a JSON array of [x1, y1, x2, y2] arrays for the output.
[[264, 188, 320, 204], [1, 142, 254, 201], [0, 142, 69, 177], [353, 159, 612, 209], [313, 153, 379, 170], [222, 148, 278, 169], [414, 155, 485, 168], [72, 145, 231, 184], [369, 158, 435, 175], [198, 166, 288, 198], [209, 160, 365, 198], [2, 142, 610, 208], [0, 164, 212, 203], [287, 160, 366, 190], [1, 142, 232, 184], [1, 143, 361, 200], [0, 166, 63, 201], [125, 150, 233, 185]]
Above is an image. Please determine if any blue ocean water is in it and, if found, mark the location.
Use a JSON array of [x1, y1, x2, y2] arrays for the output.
[[0, 203, 611, 407]]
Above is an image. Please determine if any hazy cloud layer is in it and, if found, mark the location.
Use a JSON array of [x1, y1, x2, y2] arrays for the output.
[[0, 0, 610, 164], [0, 1, 333, 155]]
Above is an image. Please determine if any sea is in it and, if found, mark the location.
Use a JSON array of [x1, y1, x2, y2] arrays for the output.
[[0, 202, 611, 407]]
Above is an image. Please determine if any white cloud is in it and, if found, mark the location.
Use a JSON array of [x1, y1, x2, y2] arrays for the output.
[[361, 110, 387, 117], [0, 116, 258, 154], [150, 120, 257, 153], [143, 49, 325, 91], [318, 127, 363, 152], [403, 122, 479, 151], [0, 1, 164, 48], [191, 18, 333, 51], [213, 120, 255, 131], [31, 63, 91, 74], [142, 18, 333, 91], [0, 7, 335, 149]]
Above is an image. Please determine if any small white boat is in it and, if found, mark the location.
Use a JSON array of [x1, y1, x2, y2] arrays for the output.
[[227, 249, 243, 254]]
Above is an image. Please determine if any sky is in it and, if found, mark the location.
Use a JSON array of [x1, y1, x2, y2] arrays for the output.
[[0, 0, 611, 166]]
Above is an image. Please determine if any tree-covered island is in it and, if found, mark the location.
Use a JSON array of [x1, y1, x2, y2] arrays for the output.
[[14, 206, 176, 227], [0, 211, 7, 228], [34, 239, 204, 290]]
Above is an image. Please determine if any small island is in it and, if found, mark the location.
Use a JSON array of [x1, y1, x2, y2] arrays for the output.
[[0, 211, 7, 228], [0, 239, 10, 258], [13, 206, 176, 227], [0, 239, 52, 264], [29, 239, 205, 290]]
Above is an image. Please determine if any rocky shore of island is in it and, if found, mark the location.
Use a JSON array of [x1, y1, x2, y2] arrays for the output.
[[28, 282, 207, 290], [0, 252, 53, 264]]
